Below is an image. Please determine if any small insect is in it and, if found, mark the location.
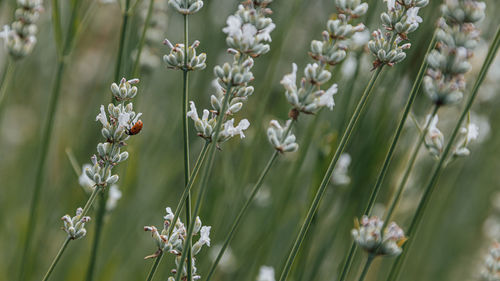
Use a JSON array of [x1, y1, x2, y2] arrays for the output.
[[127, 120, 143, 135]]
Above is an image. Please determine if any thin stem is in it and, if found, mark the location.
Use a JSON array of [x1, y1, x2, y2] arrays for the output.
[[114, 0, 132, 82], [357, 254, 375, 281], [182, 12, 194, 281], [85, 191, 108, 281], [0, 59, 15, 109], [205, 150, 280, 281], [174, 83, 234, 281], [384, 104, 439, 224], [386, 25, 500, 281], [364, 33, 437, 216], [168, 141, 210, 237], [41, 237, 71, 281], [132, 0, 155, 77], [278, 67, 384, 281], [51, 0, 63, 57], [18, 0, 81, 274], [337, 32, 437, 281], [145, 252, 163, 281]]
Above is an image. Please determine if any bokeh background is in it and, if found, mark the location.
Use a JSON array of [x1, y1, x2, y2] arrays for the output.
[[0, 0, 499, 280]]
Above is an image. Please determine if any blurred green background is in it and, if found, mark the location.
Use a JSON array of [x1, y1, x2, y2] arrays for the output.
[[0, 0, 499, 280]]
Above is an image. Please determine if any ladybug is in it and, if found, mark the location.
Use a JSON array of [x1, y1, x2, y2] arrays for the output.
[[127, 120, 143, 135]]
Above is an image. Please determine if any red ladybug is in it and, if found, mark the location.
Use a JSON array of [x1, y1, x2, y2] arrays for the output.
[[127, 120, 143, 135]]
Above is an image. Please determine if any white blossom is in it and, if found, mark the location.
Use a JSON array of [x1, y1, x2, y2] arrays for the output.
[[406, 7, 422, 26], [257, 266, 275, 281], [280, 63, 297, 93]]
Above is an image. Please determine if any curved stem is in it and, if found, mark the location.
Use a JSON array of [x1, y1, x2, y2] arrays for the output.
[[174, 84, 233, 281], [205, 150, 280, 281], [386, 25, 500, 281], [337, 31, 437, 281], [278, 67, 383, 281], [41, 237, 71, 281], [145, 252, 163, 281]]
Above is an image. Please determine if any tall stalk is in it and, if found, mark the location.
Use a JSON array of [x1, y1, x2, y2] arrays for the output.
[[182, 11, 194, 281], [18, 1, 81, 279], [85, 1, 134, 279], [174, 84, 233, 281], [386, 25, 500, 281], [277, 67, 384, 281]]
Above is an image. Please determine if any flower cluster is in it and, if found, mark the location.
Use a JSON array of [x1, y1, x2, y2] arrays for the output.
[[368, 0, 428, 68], [61, 208, 91, 240], [188, 1, 275, 146], [352, 216, 407, 257], [424, 0, 485, 106], [282, 0, 366, 116], [163, 39, 206, 71], [85, 78, 142, 189], [144, 207, 211, 281], [169, 0, 203, 15], [0, 0, 43, 59], [481, 242, 500, 281], [223, 2, 275, 57], [267, 120, 298, 153], [423, 114, 479, 159], [79, 164, 122, 212]]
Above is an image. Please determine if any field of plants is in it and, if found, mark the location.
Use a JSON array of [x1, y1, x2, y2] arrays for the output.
[[0, 0, 499, 281]]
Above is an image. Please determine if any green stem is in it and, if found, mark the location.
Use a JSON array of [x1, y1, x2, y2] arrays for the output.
[[205, 150, 280, 281], [174, 83, 234, 281], [19, 0, 81, 276], [114, 0, 132, 82], [384, 104, 439, 224], [386, 25, 500, 281], [181, 12, 194, 281], [145, 252, 163, 281], [51, 0, 63, 57], [0, 59, 15, 109], [278, 67, 383, 281], [41, 237, 71, 281], [85, 191, 108, 281], [132, 0, 155, 77], [357, 254, 375, 281], [337, 32, 437, 281]]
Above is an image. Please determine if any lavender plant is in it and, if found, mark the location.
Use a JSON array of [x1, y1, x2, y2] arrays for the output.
[[208, 1, 369, 279], [41, 78, 143, 281], [162, 1, 206, 279], [279, 0, 432, 280], [386, 3, 497, 281]]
